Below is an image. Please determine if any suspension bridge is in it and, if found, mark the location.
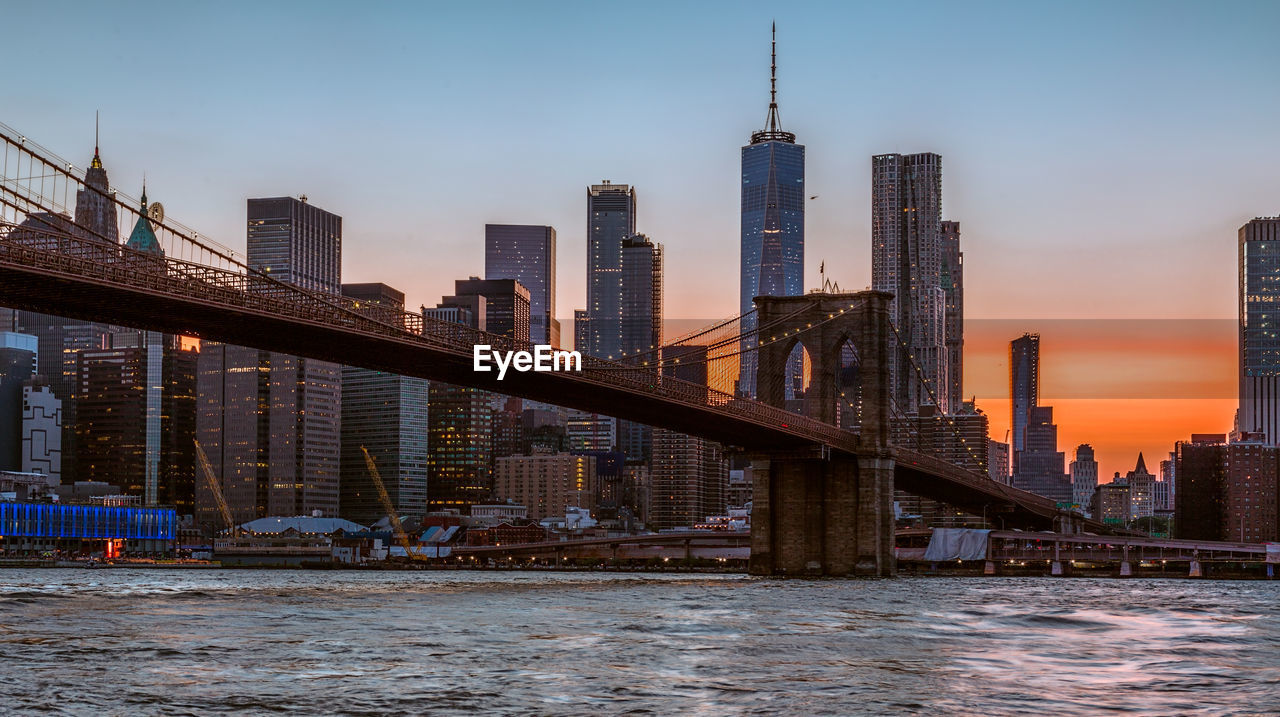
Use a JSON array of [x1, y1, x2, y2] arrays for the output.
[[0, 121, 1115, 576]]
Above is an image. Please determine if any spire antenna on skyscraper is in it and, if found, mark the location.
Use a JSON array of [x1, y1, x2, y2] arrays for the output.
[[767, 21, 781, 132], [91, 111, 103, 170], [752, 23, 795, 144]]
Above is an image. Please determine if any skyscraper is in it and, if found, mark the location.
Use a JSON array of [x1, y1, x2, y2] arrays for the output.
[[739, 24, 804, 398], [650, 429, 727, 531], [75, 330, 197, 511], [1238, 217, 1280, 444], [583, 181, 636, 359], [197, 197, 342, 526], [247, 197, 342, 294], [339, 283, 429, 526], [1009, 333, 1040, 470], [73, 124, 119, 246], [425, 280, 526, 515], [619, 234, 662, 358], [442, 278, 531, 342], [941, 220, 964, 411], [485, 224, 559, 346], [616, 233, 663, 463], [9, 137, 120, 480], [872, 152, 947, 412], [0, 332, 37, 471], [1012, 406, 1071, 504], [21, 379, 60, 479]]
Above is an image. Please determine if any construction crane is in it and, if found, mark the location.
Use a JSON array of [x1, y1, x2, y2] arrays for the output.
[[194, 439, 237, 537], [361, 446, 424, 562]]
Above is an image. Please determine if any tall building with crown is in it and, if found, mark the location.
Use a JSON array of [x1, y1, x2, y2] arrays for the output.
[[8, 129, 119, 482], [739, 24, 805, 399]]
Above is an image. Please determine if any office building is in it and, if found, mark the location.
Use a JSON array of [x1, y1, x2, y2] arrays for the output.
[[1009, 333, 1040, 470], [619, 234, 662, 358], [1157, 453, 1176, 512], [339, 283, 429, 526], [617, 233, 663, 463], [941, 221, 963, 411], [739, 25, 804, 398], [196, 197, 342, 527], [442, 278, 530, 342], [567, 411, 615, 452], [890, 401, 988, 474], [1222, 437, 1279, 543], [21, 380, 61, 479], [425, 295, 495, 514], [6, 140, 122, 480], [1092, 479, 1130, 526], [75, 331, 197, 511], [573, 310, 590, 353], [1238, 217, 1280, 444], [650, 428, 727, 531], [1012, 406, 1071, 504], [247, 197, 342, 294], [74, 133, 119, 245], [0, 332, 38, 471], [1174, 434, 1228, 541], [1126, 453, 1156, 521], [485, 224, 559, 346], [493, 453, 596, 520], [1070, 444, 1099, 515], [584, 181, 637, 359], [872, 152, 947, 412], [1175, 433, 1280, 543], [988, 440, 1011, 485]]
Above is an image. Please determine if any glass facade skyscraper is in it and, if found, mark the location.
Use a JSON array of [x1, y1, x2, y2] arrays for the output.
[[485, 224, 558, 346], [1010, 332, 1040, 472], [584, 181, 637, 359], [1239, 217, 1280, 444], [739, 27, 804, 398]]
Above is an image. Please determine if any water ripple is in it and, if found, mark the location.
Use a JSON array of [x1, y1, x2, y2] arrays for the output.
[[0, 570, 1275, 715]]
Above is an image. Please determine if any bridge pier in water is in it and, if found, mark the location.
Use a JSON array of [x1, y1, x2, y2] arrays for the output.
[[749, 451, 894, 576], [748, 292, 896, 577]]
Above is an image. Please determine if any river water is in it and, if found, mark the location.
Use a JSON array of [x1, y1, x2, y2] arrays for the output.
[[0, 569, 1276, 715]]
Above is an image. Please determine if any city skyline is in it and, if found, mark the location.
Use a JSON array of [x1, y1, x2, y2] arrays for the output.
[[2, 1, 1278, 480]]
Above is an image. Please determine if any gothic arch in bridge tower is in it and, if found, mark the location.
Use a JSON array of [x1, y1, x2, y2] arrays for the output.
[[747, 291, 897, 577], [752, 291, 892, 448]]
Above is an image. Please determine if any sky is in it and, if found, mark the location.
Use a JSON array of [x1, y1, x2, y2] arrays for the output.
[[3, 0, 1279, 477]]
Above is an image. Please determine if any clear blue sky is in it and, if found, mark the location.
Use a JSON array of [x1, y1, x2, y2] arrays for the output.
[[4, 0, 1279, 322]]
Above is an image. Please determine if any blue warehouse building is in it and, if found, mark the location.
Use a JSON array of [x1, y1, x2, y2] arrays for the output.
[[0, 501, 176, 558]]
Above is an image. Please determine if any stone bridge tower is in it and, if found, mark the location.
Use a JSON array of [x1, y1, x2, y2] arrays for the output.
[[748, 291, 896, 576]]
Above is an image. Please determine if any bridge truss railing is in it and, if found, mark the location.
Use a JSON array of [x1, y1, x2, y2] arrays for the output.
[[0, 222, 859, 452]]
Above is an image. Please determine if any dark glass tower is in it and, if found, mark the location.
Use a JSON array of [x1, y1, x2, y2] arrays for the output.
[[1009, 332, 1040, 471], [485, 224, 558, 346], [739, 24, 804, 398], [1239, 217, 1280, 444], [584, 182, 637, 359], [340, 283, 429, 526], [941, 220, 963, 411]]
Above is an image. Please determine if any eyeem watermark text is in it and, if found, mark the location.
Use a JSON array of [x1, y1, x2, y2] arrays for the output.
[[473, 345, 582, 380]]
